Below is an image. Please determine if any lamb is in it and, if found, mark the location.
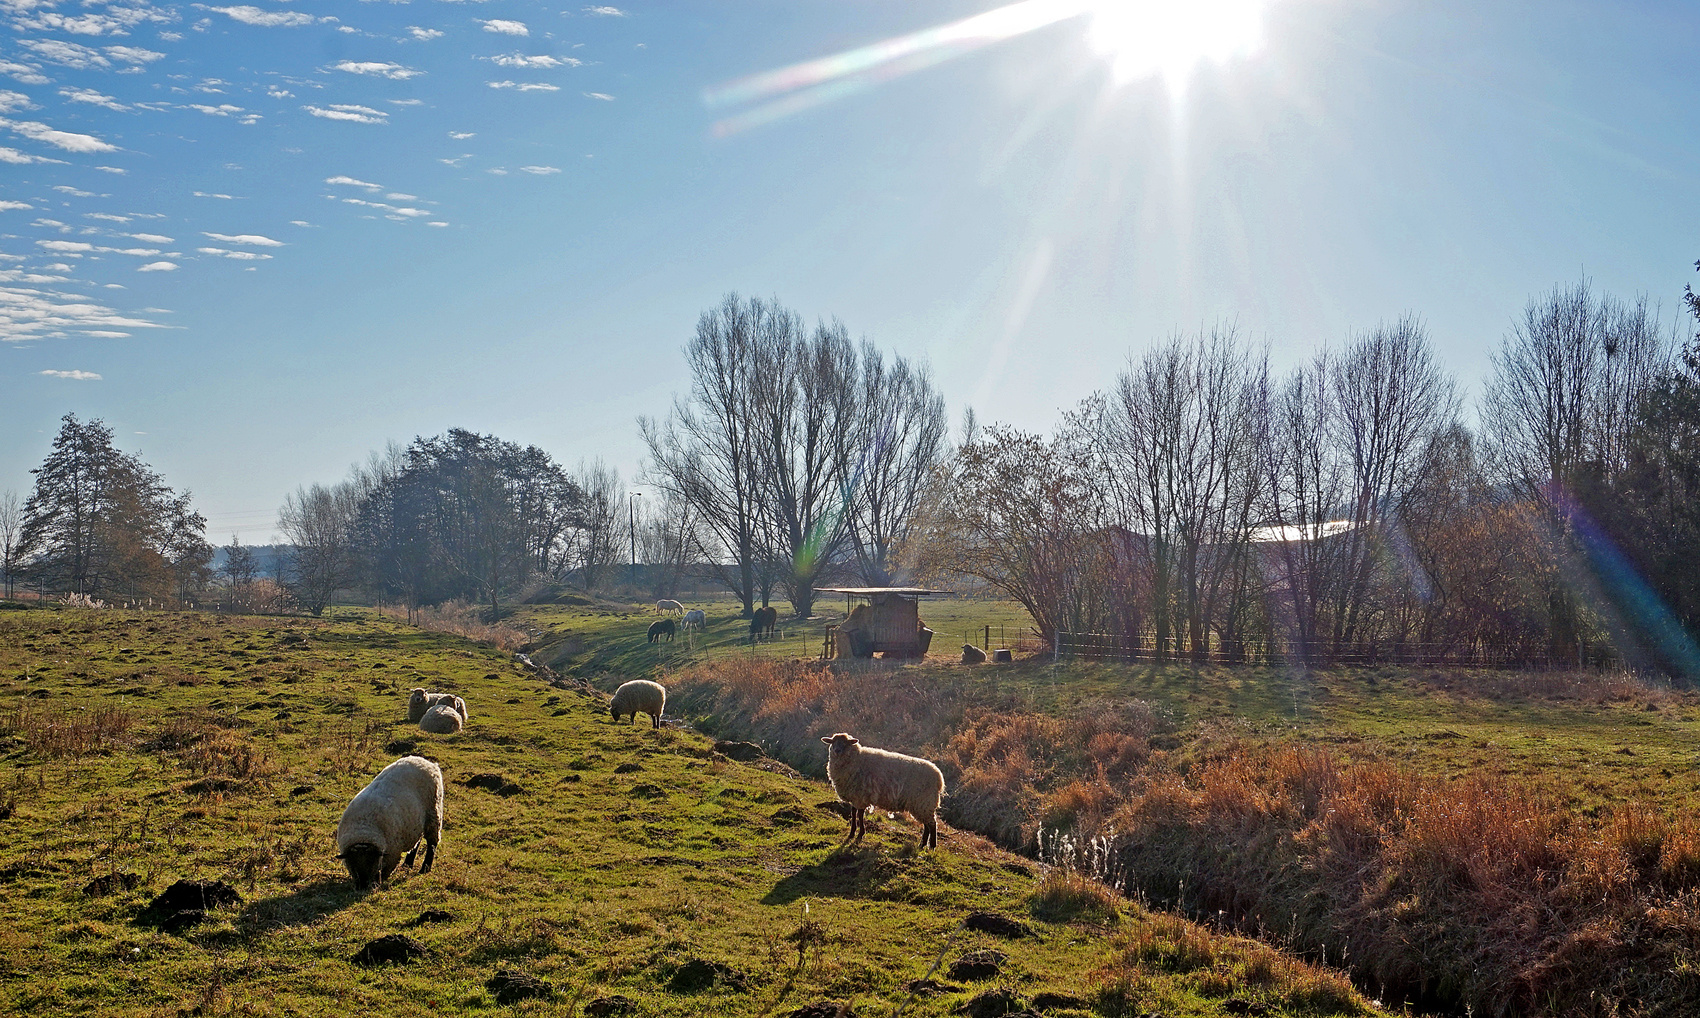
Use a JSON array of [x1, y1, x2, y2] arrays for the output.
[[961, 644, 988, 664], [419, 702, 464, 734], [610, 679, 667, 728], [335, 755, 444, 891], [682, 608, 706, 631], [407, 687, 459, 724], [647, 618, 675, 643], [820, 732, 945, 850]]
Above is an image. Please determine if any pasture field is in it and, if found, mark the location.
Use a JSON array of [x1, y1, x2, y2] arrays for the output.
[[518, 593, 1036, 679], [0, 603, 1373, 1018]]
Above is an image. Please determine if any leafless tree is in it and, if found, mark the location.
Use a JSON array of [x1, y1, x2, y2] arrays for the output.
[[642, 293, 769, 616], [0, 489, 20, 599], [278, 481, 361, 617], [841, 343, 948, 585], [1100, 327, 1267, 661], [637, 487, 703, 599], [571, 459, 624, 592]]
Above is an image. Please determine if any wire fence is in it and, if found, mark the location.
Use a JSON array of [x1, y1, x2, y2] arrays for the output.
[[1054, 631, 1603, 670]]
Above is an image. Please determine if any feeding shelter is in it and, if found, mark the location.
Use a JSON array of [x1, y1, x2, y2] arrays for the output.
[[819, 587, 953, 659]]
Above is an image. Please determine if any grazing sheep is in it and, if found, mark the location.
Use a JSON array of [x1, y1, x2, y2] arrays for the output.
[[419, 703, 464, 734], [647, 618, 675, 643], [961, 644, 988, 664], [407, 688, 459, 724], [610, 679, 667, 728], [656, 599, 684, 615], [682, 608, 706, 631], [820, 732, 945, 850], [749, 605, 779, 641], [336, 755, 444, 891]]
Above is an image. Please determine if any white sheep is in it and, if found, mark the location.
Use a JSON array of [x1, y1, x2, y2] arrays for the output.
[[335, 755, 444, 890], [419, 703, 464, 734], [682, 608, 706, 631], [610, 679, 666, 728], [407, 687, 460, 724], [820, 732, 945, 850]]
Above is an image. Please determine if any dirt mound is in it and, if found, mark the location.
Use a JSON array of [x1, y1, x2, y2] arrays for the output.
[[958, 988, 1032, 1017], [788, 1004, 854, 1018], [667, 958, 747, 993], [464, 773, 525, 796], [947, 948, 1006, 981], [141, 879, 241, 930], [964, 911, 1031, 938], [351, 934, 429, 966], [83, 872, 140, 897], [714, 740, 765, 761], [407, 909, 456, 926], [486, 969, 553, 1004], [584, 996, 639, 1017]]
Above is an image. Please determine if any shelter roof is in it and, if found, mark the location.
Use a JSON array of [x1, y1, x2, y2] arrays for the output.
[[816, 587, 955, 597]]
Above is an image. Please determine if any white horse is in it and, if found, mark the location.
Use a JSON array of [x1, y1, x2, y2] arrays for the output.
[[682, 609, 706, 631], [656, 599, 684, 615]]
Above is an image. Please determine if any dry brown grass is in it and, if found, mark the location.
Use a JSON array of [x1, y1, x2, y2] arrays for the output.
[[0, 702, 133, 758], [380, 599, 531, 652]]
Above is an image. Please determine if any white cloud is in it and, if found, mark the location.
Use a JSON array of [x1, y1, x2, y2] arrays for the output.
[[198, 247, 272, 260], [53, 185, 99, 197], [137, 261, 178, 271], [448, 131, 474, 139], [61, 87, 129, 111], [105, 47, 166, 65], [487, 166, 507, 175], [428, 221, 448, 227], [0, 117, 119, 152], [0, 61, 50, 86], [87, 212, 131, 222], [326, 175, 383, 190], [386, 192, 418, 200], [407, 27, 443, 41], [201, 6, 314, 27], [0, 200, 30, 211], [40, 369, 102, 380], [488, 80, 559, 91], [389, 99, 424, 106], [520, 165, 560, 174], [193, 191, 236, 199], [0, 146, 63, 164], [438, 154, 471, 166], [0, 285, 167, 342], [479, 19, 528, 35], [0, 90, 34, 113], [202, 232, 283, 246], [187, 103, 246, 117], [267, 85, 293, 98], [583, 91, 615, 101], [95, 166, 126, 174], [331, 60, 422, 80], [128, 233, 174, 243], [289, 220, 315, 227], [583, 6, 627, 16], [489, 53, 573, 68], [38, 240, 95, 252], [304, 105, 387, 124], [19, 39, 109, 69]]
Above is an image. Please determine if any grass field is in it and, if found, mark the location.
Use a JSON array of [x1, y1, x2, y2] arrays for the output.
[[0, 603, 1374, 1017]]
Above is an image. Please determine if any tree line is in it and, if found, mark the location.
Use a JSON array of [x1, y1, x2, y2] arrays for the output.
[[9, 270, 1700, 678]]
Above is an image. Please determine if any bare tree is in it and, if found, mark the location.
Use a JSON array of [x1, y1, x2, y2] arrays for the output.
[[841, 343, 948, 585], [0, 489, 20, 599], [1483, 282, 1671, 657], [279, 481, 360, 617], [638, 487, 703, 598], [1100, 327, 1266, 661], [571, 459, 624, 592], [642, 293, 769, 616]]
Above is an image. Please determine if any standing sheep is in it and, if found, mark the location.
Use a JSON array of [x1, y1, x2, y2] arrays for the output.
[[820, 732, 945, 850], [610, 679, 667, 728], [335, 755, 444, 891], [419, 702, 464, 734]]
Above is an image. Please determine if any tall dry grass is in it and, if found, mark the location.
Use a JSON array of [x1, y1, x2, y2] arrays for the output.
[[671, 656, 1700, 1015], [379, 599, 531, 652]]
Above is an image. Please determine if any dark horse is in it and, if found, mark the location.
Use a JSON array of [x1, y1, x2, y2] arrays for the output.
[[748, 606, 778, 641], [647, 618, 675, 643]]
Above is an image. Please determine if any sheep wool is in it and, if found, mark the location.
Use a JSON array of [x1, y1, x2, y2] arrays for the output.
[[419, 703, 464, 734], [336, 755, 444, 890], [610, 679, 667, 728], [821, 732, 945, 850], [407, 688, 459, 724]]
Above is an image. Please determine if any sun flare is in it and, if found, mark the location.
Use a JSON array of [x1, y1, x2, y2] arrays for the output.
[[1086, 0, 1271, 87]]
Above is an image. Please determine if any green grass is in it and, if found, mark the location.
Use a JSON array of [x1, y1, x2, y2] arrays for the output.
[[520, 593, 1037, 680], [0, 604, 1375, 1017]]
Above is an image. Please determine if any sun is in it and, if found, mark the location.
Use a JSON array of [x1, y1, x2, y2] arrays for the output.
[[1084, 0, 1272, 88]]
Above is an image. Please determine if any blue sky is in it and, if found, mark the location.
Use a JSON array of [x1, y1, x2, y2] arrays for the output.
[[2, 0, 1697, 542]]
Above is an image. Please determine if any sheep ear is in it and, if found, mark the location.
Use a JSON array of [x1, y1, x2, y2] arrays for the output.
[[820, 736, 832, 744]]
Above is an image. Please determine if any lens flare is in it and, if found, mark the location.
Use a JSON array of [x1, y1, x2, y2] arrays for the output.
[[1086, 0, 1271, 87]]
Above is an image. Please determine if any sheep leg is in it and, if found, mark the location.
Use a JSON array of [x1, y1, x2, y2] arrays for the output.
[[922, 820, 937, 850], [419, 841, 435, 875], [650, 712, 661, 729], [403, 841, 419, 868], [851, 808, 866, 844]]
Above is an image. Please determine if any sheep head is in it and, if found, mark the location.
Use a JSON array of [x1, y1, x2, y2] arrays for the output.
[[820, 733, 860, 755], [340, 842, 385, 891]]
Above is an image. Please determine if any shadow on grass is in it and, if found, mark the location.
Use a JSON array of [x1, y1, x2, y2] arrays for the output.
[[761, 843, 925, 906], [238, 877, 364, 931]]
